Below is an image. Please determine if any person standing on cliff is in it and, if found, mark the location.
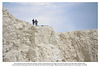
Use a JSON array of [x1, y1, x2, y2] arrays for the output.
[[34, 19, 38, 26], [32, 19, 34, 25]]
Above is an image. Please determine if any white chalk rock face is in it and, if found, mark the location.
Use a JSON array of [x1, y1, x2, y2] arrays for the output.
[[3, 7, 98, 62]]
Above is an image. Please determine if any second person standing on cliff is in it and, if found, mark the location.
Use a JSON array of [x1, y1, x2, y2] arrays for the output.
[[32, 19, 34, 25], [34, 19, 38, 26]]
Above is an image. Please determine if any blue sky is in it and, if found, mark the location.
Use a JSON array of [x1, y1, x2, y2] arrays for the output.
[[3, 2, 98, 32]]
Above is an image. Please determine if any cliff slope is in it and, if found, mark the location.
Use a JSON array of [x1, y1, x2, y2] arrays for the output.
[[3, 7, 98, 62]]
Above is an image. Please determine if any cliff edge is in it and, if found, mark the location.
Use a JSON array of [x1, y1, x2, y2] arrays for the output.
[[3, 7, 98, 62]]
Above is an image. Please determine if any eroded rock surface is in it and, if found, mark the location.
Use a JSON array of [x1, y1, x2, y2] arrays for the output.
[[3, 7, 98, 62]]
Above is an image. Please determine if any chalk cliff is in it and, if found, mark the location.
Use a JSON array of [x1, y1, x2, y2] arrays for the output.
[[3, 7, 98, 62]]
